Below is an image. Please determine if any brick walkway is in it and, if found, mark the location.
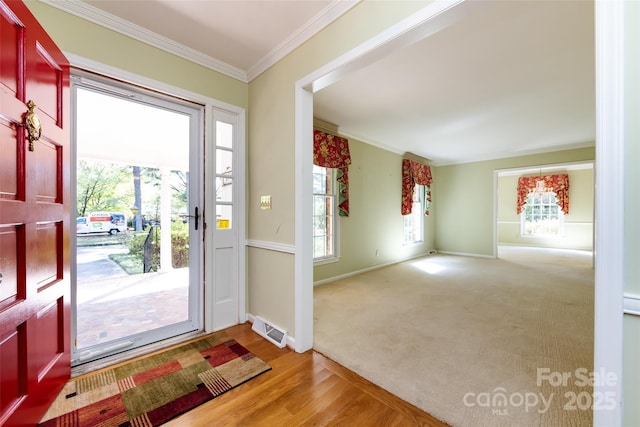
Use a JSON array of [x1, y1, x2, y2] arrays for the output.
[[76, 268, 189, 348]]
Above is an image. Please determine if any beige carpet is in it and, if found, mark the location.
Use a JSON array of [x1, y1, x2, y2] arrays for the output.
[[314, 246, 594, 427]]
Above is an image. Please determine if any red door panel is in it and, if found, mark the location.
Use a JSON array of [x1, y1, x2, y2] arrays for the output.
[[33, 140, 61, 203], [29, 43, 63, 126], [32, 297, 65, 379], [0, 1, 70, 426], [0, 122, 19, 200], [0, 7, 20, 97], [0, 224, 23, 310], [33, 221, 62, 290]]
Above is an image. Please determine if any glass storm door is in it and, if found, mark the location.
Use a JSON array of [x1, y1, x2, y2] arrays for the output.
[[71, 73, 203, 365]]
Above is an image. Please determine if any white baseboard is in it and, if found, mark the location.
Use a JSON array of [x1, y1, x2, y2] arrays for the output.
[[498, 242, 594, 252], [433, 250, 496, 259], [246, 313, 296, 349], [313, 251, 433, 286]]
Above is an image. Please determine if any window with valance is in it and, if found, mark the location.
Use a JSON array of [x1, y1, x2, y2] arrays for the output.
[[313, 130, 351, 216], [401, 158, 433, 215], [516, 174, 570, 215]]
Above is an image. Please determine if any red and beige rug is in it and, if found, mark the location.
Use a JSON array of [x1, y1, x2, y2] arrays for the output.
[[39, 332, 271, 426]]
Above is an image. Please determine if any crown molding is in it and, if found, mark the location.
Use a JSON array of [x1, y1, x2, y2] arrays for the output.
[[246, 0, 360, 81], [40, 0, 248, 82], [40, 0, 359, 83]]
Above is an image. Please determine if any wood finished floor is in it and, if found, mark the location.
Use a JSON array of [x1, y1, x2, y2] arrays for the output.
[[164, 323, 449, 426]]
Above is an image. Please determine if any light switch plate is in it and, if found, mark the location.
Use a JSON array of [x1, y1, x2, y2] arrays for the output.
[[260, 195, 272, 210]]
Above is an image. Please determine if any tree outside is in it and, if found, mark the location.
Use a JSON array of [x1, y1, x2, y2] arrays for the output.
[[77, 160, 131, 217], [77, 159, 190, 274]]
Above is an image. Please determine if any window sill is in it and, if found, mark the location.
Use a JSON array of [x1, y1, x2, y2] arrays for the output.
[[403, 240, 424, 247], [520, 234, 563, 239], [314, 256, 341, 266]]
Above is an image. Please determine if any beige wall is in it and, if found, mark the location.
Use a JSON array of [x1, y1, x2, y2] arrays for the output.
[[434, 147, 595, 256], [313, 137, 435, 283], [623, 316, 640, 426], [247, 247, 294, 333], [497, 167, 593, 250]]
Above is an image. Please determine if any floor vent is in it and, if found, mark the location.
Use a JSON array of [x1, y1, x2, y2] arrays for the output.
[[252, 316, 287, 348]]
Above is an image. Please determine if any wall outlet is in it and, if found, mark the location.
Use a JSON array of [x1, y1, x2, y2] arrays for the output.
[[260, 195, 272, 210]]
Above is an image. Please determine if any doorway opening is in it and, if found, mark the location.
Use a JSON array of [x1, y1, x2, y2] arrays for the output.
[[71, 71, 204, 366], [494, 161, 594, 258]]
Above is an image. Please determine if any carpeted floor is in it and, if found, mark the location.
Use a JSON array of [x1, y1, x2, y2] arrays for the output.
[[314, 246, 594, 427]]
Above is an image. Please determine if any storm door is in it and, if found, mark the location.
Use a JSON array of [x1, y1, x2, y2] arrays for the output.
[[70, 72, 203, 366]]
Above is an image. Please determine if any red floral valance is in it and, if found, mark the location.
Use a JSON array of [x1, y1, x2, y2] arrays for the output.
[[313, 130, 351, 216], [401, 158, 433, 215], [517, 174, 570, 215]]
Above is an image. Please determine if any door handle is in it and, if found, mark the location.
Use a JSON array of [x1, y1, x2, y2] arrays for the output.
[[185, 207, 199, 230]]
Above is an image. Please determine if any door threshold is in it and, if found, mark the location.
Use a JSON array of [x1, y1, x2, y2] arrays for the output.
[[71, 330, 206, 377]]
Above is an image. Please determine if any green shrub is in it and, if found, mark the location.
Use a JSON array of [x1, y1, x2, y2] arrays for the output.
[[171, 221, 189, 269], [127, 228, 160, 272], [125, 222, 189, 272]]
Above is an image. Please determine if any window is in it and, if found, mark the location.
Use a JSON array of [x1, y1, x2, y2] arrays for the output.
[[521, 191, 564, 236], [403, 184, 423, 244], [313, 165, 337, 260]]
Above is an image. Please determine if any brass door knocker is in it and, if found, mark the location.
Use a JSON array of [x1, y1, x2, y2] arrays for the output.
[[24, 100, 42, 151]]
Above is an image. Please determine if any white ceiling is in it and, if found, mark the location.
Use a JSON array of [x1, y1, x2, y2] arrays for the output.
[[46, 0, 595, 165]]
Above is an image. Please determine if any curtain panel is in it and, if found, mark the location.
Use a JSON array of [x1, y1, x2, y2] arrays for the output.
[[401, 158, 433, 215], [313, 130, 351, 216], [516, 174, 570, 214]]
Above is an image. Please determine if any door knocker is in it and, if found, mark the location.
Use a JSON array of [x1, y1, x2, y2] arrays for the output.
[[24, 100, 42, 151]]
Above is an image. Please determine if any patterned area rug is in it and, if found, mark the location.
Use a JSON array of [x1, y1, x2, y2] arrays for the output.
[[39, 332, 271, 426]]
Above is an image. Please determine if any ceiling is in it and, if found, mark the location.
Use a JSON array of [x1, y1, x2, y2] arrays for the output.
[[46, 0, 595, 165]]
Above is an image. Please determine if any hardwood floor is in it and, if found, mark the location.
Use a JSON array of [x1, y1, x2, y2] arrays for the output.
[[165, 323, 449, 426]]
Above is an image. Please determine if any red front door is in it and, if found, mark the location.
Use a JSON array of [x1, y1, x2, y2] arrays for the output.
[[0, 1, 71, 425]]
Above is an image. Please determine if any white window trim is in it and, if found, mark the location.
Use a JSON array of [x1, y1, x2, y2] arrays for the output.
[[403, 184, 424, 245], [313, 166, 340, 263]]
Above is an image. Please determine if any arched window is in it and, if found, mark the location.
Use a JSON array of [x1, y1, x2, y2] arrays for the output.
[[516, 174, 569, 237]]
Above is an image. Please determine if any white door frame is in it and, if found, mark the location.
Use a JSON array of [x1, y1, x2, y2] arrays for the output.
[[67, 54, 247, 336], [295, 1, 624, 425], [592, 0, 625, 425]]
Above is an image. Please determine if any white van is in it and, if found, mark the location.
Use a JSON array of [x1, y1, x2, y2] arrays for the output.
[[77, 212, 127, 235]]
